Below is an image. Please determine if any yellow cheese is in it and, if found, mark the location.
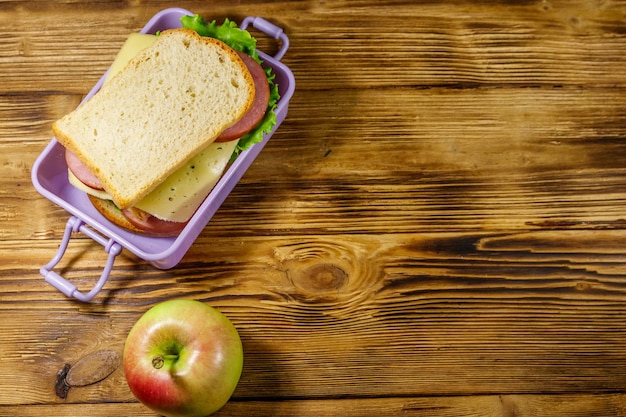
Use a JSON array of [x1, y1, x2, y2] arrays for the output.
[[104, 33, 157, 85], [135, 140, 238, 222], [70, 32, 240, 223], [69, 140, 237, 222], [68, 169, 111, 200]]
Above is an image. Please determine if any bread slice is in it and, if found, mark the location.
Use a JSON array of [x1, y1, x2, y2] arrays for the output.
[[53, 28, 255, 209], [87, 195, 145, 234]]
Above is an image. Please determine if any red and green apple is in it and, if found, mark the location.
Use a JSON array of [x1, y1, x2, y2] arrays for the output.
[[123, 299, 243, 417]]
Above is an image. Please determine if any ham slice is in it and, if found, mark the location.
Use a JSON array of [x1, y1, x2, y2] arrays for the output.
[[215, 52, 271, 142], [65, 148, 104, 190], [121, 207, 188, 237]]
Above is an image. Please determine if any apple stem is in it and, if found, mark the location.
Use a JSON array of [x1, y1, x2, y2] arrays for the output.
[[152, 355, 179, 370]]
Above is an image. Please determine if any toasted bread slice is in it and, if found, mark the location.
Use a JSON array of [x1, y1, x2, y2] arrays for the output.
[[53, 28, 255, 209]]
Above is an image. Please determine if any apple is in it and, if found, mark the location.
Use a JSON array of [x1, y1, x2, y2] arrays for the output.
[[123, 299, 243, 417]]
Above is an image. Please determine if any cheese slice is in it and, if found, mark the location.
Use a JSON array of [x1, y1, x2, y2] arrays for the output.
[[70, 32, 239, 223], [69, 170, 110, 200], [104, 33, 157, 85], [69, 140, 238, 222], [134, 140, 237, 222]]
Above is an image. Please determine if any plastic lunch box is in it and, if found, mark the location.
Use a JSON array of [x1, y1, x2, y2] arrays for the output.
[[31, 8, 295, 302]]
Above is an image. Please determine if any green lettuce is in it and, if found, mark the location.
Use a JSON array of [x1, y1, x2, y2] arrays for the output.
[[180, 14, 280, 159]]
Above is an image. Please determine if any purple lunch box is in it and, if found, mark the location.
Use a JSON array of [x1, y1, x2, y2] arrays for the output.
[[31, 8, 295, 302]]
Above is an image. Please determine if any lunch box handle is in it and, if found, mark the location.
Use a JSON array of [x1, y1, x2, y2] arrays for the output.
[[40, 216, 122, 302], [240, 17, 290, 60]]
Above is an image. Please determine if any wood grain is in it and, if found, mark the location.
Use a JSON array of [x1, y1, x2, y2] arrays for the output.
[[2, 394, 626, 416], [1, 0, 626, 415]]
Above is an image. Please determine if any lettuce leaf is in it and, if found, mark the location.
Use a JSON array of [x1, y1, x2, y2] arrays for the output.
[[180, 15, 260, 62], [181, 14, 280, 160]]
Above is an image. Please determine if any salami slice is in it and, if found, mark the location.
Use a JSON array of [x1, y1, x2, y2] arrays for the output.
[[215, 52, 270, 142]]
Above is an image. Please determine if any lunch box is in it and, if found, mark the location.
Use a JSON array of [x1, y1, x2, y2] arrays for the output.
[[31, 8, 295, 302]]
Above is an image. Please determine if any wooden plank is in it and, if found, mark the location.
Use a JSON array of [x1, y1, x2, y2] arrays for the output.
[[2, 393, 626, 416], [2, 231, 626, 403], [5, 87, 626, 240], [1, 1, 625, 94]]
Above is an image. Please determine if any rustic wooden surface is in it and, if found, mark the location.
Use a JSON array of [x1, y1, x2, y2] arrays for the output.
[[2, 0, 626, 415]]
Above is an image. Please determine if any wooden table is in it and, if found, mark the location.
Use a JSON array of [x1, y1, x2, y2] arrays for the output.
[[2, 1, 626, 415]]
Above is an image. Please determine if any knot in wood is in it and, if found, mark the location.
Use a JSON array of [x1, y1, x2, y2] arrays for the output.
[[291, 263, 348, 294]]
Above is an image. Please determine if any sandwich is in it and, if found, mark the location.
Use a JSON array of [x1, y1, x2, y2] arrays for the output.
[[53, 15, 280, 237]]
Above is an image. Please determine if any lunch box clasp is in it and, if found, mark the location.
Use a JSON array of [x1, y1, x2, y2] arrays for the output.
[[240, 17, 290, 60], [40, 216, 122, 302]]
